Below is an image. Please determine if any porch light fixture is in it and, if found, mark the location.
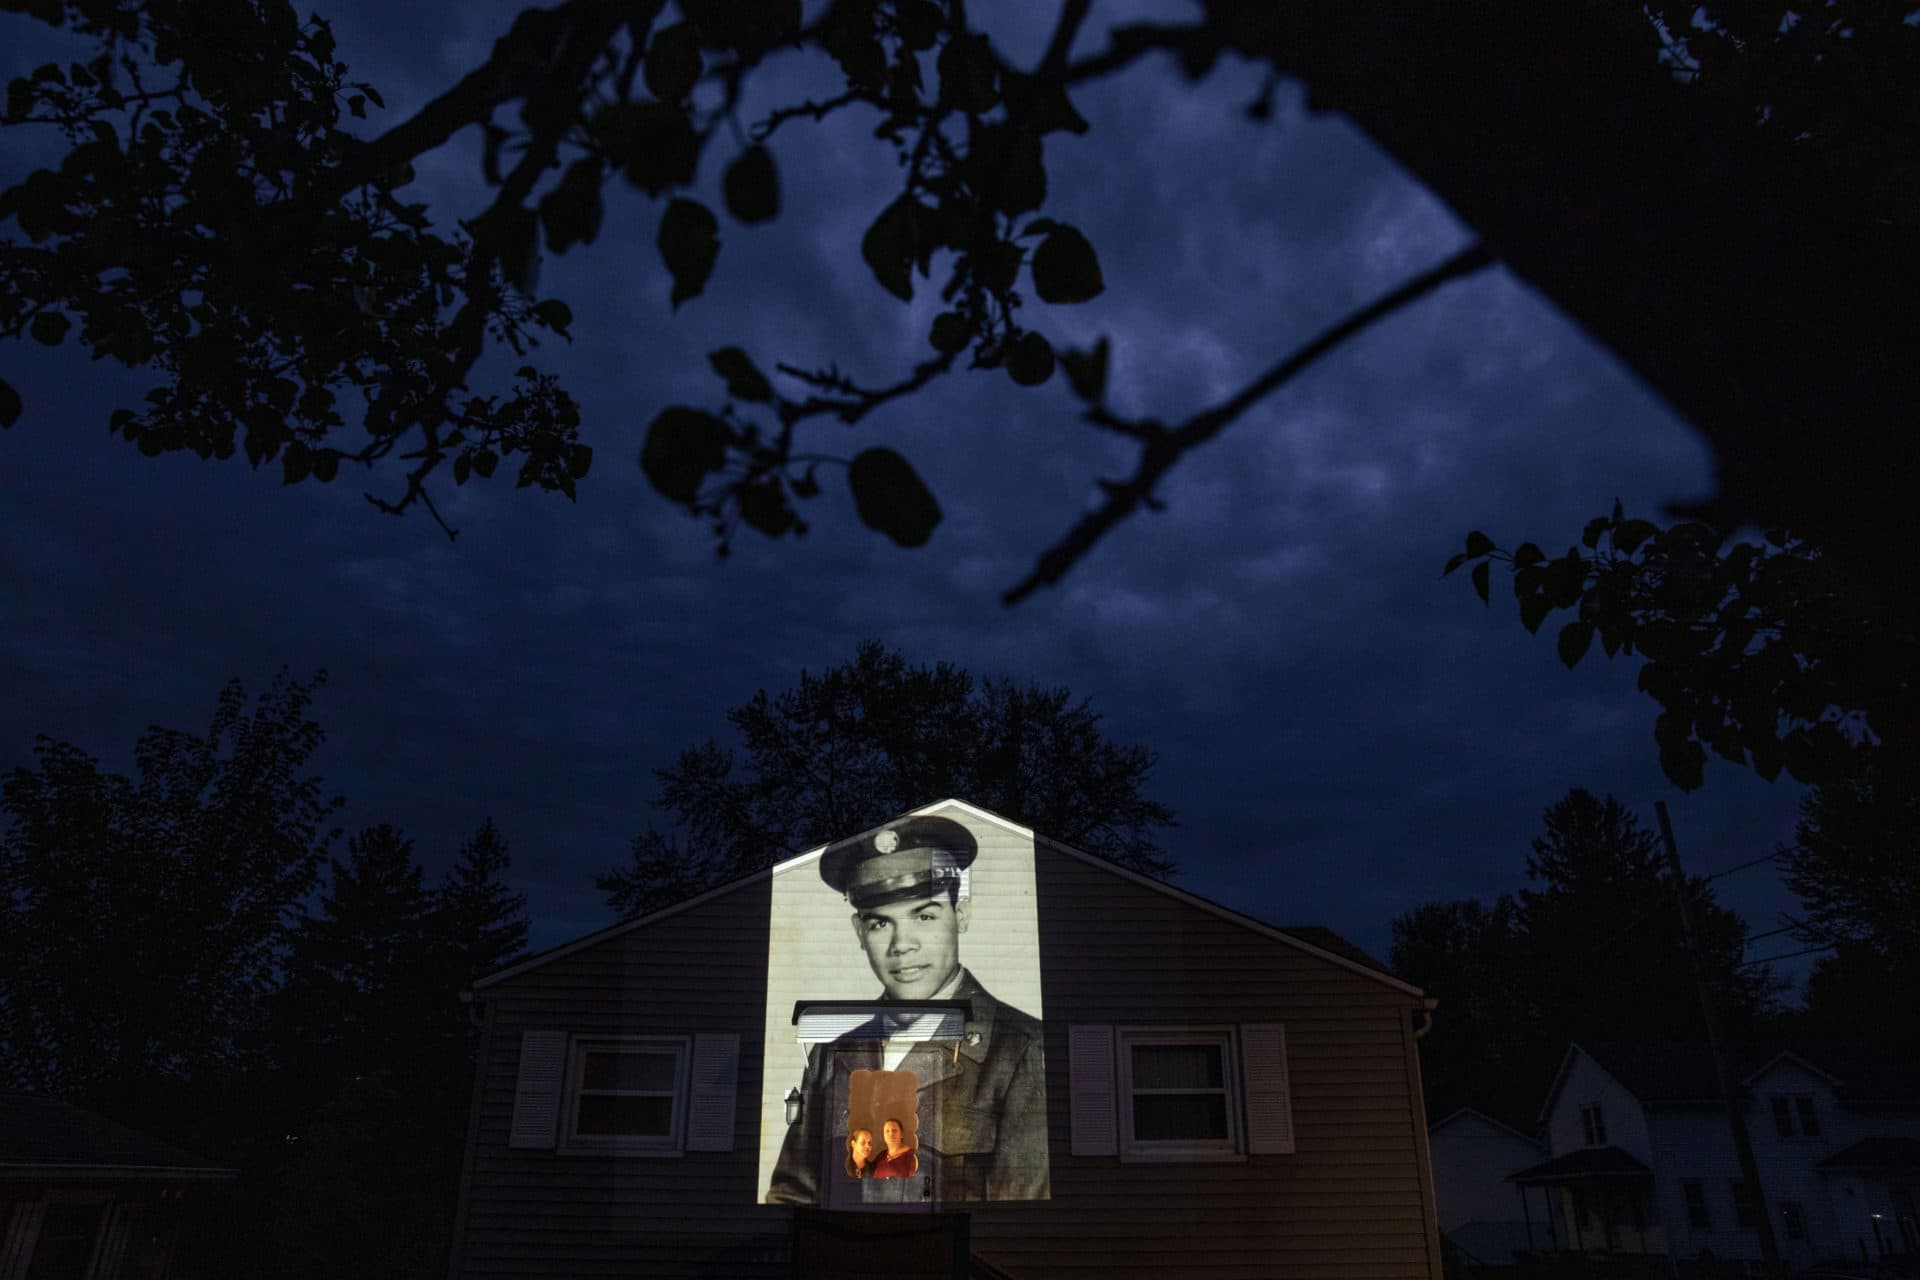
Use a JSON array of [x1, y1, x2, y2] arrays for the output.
[[785, 1088, 802, 1126]]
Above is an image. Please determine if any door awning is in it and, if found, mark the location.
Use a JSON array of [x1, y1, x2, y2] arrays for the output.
[[790, 999, 972, 1046]]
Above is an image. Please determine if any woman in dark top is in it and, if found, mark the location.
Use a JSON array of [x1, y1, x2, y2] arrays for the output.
[[872, 1118, 918, 1179]]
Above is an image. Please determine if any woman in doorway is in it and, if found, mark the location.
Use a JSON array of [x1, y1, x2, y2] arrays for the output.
[[873, 1118, 917, 1179]]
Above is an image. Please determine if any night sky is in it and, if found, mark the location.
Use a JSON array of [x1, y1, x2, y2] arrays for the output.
[[0, 2, 1815, 978]]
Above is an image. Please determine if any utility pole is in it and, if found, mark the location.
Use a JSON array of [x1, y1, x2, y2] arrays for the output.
[[1654, 801, 1785, 1278]]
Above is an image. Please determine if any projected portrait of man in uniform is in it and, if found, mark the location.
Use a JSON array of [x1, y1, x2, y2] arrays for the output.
[[764, 814, 1049, 1204]]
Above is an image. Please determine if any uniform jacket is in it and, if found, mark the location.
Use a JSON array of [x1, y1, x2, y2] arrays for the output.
[[766, 969, 1048, 1205]]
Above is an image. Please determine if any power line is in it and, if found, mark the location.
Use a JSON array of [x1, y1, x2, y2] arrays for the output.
[[1704, 850, 1787, 882], [1744, 923, 1799, 944], [1738, 943, 1836, 969]]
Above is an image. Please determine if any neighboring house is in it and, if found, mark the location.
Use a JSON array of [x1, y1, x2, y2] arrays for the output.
[[0, 1092, 237, 1280], [1427, 1107, 1546, 1266], [447, 798, 1445, 1278], [1511, 1039, 1920, 1275]]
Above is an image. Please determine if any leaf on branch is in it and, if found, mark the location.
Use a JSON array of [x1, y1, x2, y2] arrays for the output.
[[936, 33, 999, 112], [1615, 519, 1659, 554], [29, 311, 70, 346], [598, 102, 700, 195], [708, 347, 772, 402], [478, 205, 539, 296], [1005, 331, 1055, 386], [928, 311, 971, 354], [0, 377, 21, 428], [723, 144, 779, 224], [540, 158, 605, 253], [658, 198, 720, 309], [1659, 740, 1707, 791], [1027, 80, 1090, 136], [644, 22, 702, 102], [967, 124, 1046, 215], [893, 0, 944, 50], [848, 447, 941, 547], [1060, 336, 1110, 402], [973, 238, 1022, 294], [1557, 620, 1594, 668], [1464, 529, 1495, 557], [1031, 225, 1103, 303], [861, 198, 916, 302], [1471, 560, 1491, 604], [531, 299, 572, 336], [737, 480, 795, 536], [640, 407, 732, 505], [1513, 541, 1545, 568]]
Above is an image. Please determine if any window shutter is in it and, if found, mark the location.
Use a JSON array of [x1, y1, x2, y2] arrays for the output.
[[508, 1030, 568, 1149], [1241, 1023, 1295, 1154], [1069, 1024, 1117, 1156], [686, 1033, 740, 1152]]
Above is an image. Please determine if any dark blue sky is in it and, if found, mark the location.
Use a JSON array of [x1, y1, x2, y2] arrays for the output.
[[0, 2, 1812, 975]]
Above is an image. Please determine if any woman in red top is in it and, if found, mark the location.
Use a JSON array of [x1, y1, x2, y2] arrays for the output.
[[872, 1118, 918, 1179]]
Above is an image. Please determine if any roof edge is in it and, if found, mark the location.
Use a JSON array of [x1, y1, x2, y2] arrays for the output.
[[476, 797, 1424, 1000], [1429, 1107, 1544, 1146], [1029, 829, 1424, 998]]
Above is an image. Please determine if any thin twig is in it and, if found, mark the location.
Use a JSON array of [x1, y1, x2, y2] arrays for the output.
[[1003, 241, 1496, 604]]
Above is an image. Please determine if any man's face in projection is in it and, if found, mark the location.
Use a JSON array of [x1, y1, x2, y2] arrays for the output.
[[853, 894, 969, 1000]]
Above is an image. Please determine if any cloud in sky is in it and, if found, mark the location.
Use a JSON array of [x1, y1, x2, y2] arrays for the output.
[[0, 2, 1808, 974]]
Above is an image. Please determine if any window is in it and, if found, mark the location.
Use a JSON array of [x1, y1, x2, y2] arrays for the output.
[[1781, 1201, 1806, 1242], [1770, 1093, 1820, 1138], [563, 1036, 689, 1152], [1580, 1103, 1607, 1146], [1732, 1180, 1759, 1230], [25, 1199, 109, 1280], [1683, 1180, 1711, 1229], [1117, 1028, 1240, 1159]]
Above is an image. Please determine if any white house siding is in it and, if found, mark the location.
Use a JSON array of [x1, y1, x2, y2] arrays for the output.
[[1427, 1113, 1542, 1230], [1546, 1053, 1651, 1164], [1633, 1059, 1920, 1270]]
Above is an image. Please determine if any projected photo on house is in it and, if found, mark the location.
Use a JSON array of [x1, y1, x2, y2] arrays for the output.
[[758, 802, 1050, 1206]]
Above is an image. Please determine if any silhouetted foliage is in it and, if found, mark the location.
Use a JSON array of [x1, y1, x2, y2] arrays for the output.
[[1448, 508, 1917, 792], [4, 1, 1912, 604], [0, 669, 340, 1098], [599, 639, 1176, 917], [1778, 759, 1920, 1056], [1393, 788, 1782, 1129]]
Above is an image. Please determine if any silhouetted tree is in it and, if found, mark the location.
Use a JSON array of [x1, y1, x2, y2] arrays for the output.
[[429, 817, 530, 1058], [1389, 897, 1529, 1131], [1778, 760, 1920, 1055], [0, 670, 340, 1100], [599, 639, 1175, 917], [1394, 789, 1782, 1126], [278, 822, 441, 1087]]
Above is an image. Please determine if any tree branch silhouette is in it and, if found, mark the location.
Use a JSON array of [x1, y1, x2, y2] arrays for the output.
[[1004, 240, 1496, 603]]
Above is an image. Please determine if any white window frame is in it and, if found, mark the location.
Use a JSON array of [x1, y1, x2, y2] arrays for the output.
[[1116, 1026, 1243, 1162], [560, 1034, 691, 1156], [1580, 1102, 1607, 1146]]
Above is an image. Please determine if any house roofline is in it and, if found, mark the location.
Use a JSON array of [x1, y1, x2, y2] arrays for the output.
[[1741, 1048, 1845, 1088], [1429, 1107, 1544, 1147], [1536, 1042, 1651, 1128], [474, 797, 1424, 1000], [0, 1163, 238, 1183]]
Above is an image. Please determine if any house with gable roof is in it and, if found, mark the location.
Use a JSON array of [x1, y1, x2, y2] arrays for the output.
[[1511, 1039, 1920, 1275], [0, 1091, 237, 1280], [445, 798, 1446, 1278], [1426, 1107, 1546, 1267]]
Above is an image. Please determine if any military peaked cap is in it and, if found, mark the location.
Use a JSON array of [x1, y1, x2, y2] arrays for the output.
[[820, 815, 978, 909]]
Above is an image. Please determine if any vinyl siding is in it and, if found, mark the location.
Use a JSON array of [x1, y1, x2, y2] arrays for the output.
[[451, 838, 1440, 1279]]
